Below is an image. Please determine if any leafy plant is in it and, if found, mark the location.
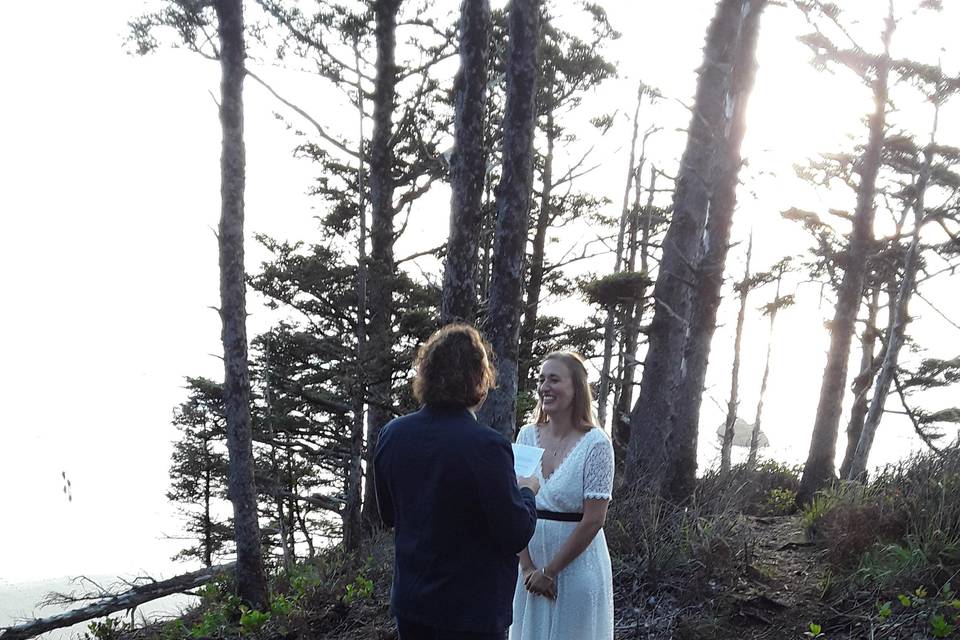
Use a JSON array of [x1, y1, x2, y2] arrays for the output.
[[877, 600, 892, 619], [930, 613, 955, 638], [239, 606, 271, 633], [84, 617, 129, 640], [761, 487, 797, 516], [343, 573, 374, 604], [270, 593, 293, 616], [801, 491, 836, 533], [190, 607, 230, 638], [159, 620, 188, 640]]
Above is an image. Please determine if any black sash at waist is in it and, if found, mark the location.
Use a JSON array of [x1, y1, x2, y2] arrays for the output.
[[536, 509, 583, 522]]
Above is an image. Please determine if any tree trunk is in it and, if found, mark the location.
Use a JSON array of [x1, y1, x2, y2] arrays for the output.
[[263, 339, 293, 573], [361, 0, 401, 528], [625, 0, 766, 495], [344, 41, 367, 551], [517, 94, 555, 394], [442, 0, 492, 325], [214, 0, 268, 609], [203, 440, 213, 568], [479, 182, 494, 302], [838, 286, 881, 479], [747, 272, 782, 467], [598, 84, 644, 429], [721, 231, 753, 474], [797, 15, 893, 503], [666, 0, 765, 503], [477, 0, 540, 439], [613, 165, 656, 451], [846, 141, 933, 480]]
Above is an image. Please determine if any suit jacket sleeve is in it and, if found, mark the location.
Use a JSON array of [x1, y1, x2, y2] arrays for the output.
[[470, 435, 537, 554], [373, 428, 395, 528]]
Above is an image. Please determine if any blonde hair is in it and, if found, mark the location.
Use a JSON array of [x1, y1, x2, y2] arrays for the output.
[[534, 351, 596, 430]]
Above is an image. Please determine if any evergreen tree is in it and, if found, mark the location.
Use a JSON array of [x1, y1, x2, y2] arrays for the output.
[[798, 3, 894, 503], [442, 0, 492, 325], [624, 0, 768, 501], [478, 0, 540, 438], [167, 378, 231, 568], [214, 0, 269, 608]]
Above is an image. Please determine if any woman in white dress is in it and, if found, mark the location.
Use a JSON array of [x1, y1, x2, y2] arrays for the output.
[[510, 351, 614, 640]]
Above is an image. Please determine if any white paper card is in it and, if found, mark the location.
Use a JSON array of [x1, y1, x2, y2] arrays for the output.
[[512, 443, 544, 477]]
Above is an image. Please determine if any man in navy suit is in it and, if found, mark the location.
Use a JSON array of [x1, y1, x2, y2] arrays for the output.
[[375, 324, 539, 640]]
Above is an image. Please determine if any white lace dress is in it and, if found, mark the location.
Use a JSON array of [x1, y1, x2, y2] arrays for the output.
[[509, 425, 614, 640]]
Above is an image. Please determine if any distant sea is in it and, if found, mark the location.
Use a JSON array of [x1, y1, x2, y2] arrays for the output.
[[0, 576, 197, 639]]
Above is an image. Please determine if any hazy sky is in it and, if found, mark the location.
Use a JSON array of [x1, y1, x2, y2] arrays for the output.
[[1, 0, 958, 593]]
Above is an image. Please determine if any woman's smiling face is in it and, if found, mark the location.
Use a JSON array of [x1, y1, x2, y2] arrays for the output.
[[538, 358, 575, 418]]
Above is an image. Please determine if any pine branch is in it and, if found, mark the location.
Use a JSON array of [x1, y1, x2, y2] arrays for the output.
[[893, 373, 946, 457]]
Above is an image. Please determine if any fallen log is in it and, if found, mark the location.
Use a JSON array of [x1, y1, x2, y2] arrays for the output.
[[0, 563, 235, 640]]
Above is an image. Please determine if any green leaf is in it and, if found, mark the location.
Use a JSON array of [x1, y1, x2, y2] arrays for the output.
[[930, 614, 954, 638], [877, 601, 892, 619]]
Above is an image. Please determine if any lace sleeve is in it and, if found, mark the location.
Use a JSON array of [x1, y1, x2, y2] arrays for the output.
[[517, 424, 535, 446], [583, 435, 614, 501]]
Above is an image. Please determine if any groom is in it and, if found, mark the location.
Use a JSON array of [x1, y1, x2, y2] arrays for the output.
[[374, 324, 539, 640]]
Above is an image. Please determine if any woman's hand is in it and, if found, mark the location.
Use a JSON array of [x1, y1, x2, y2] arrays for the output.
[[524, 567, 557, 600], [517, 474, 540, 495], [521, 566, 538, 584]]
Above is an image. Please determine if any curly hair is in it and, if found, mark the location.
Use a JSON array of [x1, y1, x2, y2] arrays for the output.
[[412, 324, 496, 409]]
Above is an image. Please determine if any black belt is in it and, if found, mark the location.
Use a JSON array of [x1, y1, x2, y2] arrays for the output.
[[537, 509, 583, 522]]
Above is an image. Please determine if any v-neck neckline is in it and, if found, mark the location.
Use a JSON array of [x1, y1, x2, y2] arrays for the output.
[[535, 424, 593, 483]]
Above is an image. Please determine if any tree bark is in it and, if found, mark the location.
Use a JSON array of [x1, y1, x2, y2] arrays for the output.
[[798, 15, 893, 503], [666, 0, 765, 503], [214, 0, 268, 609], [625, 0, 766, 496], [442, 0, 492, 325], [361, 0, 401, 528], [613, 165, 657, 451], [344, 41, 367, 551], [721, 231, 753, 473], [846, 141, 933, 480], [598, 84, 644, 429], [838, 286, 881, 479], [478, 0, 540, 439], [517, 94, 555, 394], [203, 439, 213, 567]]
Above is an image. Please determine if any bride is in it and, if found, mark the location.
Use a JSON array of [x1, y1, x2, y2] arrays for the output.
[[510, 351, 614, 640]]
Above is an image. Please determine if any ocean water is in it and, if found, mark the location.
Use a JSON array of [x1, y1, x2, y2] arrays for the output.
[[0, 576, 197, 640]]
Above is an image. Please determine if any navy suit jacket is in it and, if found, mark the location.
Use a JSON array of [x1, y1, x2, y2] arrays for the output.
[[373, 405, 537, 633]]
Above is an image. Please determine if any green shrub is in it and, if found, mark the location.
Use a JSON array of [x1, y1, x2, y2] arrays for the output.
[[802, 482, 909, 570], [800, 445, 960, 591], [699, 459, 802, 516], [238, 606, 271, 633], [84, 617, 129, 640], [760, 487, 797, 516], [343, 574, 374, 604], [607, 481, 746, 589]]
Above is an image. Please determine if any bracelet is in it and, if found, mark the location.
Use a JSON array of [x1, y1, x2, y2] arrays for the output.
[[540, 567, 555, 583]]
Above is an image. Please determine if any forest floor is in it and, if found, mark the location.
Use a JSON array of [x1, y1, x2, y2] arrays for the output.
[[700, 514, 828, 639], [610, 512, 833, 639], [61, 509, 949, 640], [92, 448, 960, 640]]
